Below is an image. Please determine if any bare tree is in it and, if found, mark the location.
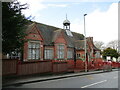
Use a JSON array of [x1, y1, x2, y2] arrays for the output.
[[107, 40, 118, 51], [94, 41, 105, 50]]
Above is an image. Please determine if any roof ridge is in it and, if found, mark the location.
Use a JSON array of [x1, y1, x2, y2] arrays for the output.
[[54, 29, 62, 32], [28, 20, 84, 36], [32, 21, 61, 30]]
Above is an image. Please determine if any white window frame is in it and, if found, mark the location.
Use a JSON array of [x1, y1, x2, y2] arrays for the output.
[[28, 41, 40, 60], [67, 49, 73, 59], [95, 51, 100, 58], [44, 48, 53, 60], [57, 44, 65, 59]]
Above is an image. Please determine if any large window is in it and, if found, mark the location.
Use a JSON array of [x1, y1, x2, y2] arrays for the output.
[[28, 41, 40, 60], [67, 49, 73, 59], [57, 44, 64, 59], [95, 51, 100, 58], [44, 49, 53, 59]]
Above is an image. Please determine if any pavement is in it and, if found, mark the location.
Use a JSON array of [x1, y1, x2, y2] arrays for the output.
[[2, 68, 119, 87]]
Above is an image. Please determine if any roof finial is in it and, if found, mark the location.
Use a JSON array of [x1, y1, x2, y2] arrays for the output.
[[66, 14, 67, 20]]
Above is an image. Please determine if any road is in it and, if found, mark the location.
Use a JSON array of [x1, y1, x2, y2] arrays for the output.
[[5, 71, 118, 88]]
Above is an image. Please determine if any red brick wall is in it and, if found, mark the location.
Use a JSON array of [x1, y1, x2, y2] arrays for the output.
[[54, 32, 67, 60], [88, 58, 103, 70], [40, 41, 44, 60], [55, 32, 67, 44], [67, 60, 74, 71], [23, 42, 28, 60], [75, 60, 85, 71], [26, 33, 43, 41], [23, 25, 43, 61], [76, 50, 85, 58], [112, 62, 119, 68]]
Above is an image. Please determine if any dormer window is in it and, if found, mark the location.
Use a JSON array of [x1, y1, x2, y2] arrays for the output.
[[66, 30, 73, 37]]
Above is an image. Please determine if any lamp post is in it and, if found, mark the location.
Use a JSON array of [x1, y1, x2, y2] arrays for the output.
[[84, 14, 87, 72]]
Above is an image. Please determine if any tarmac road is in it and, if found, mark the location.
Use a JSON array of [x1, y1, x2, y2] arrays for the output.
[[4, 71, 119, 88]]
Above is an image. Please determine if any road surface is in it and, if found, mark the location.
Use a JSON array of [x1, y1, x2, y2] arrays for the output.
[[4, 71, 118, 88]]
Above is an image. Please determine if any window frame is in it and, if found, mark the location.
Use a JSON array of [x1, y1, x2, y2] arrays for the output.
[[95, 51, 101, 58], [67, 48, 73, 59], [57, 44, 65, 59], [28, 41, 40, 60], [44, 48, 54, 60], [76, 53, 81, 59]]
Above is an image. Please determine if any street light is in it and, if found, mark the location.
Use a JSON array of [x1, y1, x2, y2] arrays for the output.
[[84, 14, 87, 72]]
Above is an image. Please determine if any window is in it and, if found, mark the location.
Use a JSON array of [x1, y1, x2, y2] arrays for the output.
[[44, 49, 53, 59], [28, 41, 40, 60], [66, 30, 73, 37], [57, 44, 64, 59], [76, 54, 80, 59], [67, 49, 73, 59], [95, 51, 100, 58]]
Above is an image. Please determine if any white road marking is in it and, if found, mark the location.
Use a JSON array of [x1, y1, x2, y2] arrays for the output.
[[81, 80, 107, 88]]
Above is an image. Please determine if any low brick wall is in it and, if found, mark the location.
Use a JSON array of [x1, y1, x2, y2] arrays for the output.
[[75, 60, 85, 71], [2, 59, 18, 75], [17, 60, 52, 75], [112, 62, 119, 68], [88, 61, 95, 70], [96, 58, 104, 70], [66, 60, 74, 72], [3, 58, 111, 76]]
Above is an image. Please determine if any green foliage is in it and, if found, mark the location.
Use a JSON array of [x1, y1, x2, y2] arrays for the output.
[[2, 0, 29, 55], [102, 47, 119, 59]]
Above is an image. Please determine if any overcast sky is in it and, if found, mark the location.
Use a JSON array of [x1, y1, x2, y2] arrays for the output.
[[19, 0, 118, 45]]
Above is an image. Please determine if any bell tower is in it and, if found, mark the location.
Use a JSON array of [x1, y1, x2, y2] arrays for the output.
[[63, 14, 73, 37], [63, 14, 70, 30]]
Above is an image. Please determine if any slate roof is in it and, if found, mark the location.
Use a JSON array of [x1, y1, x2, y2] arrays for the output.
[[75, 40, 85, 50], [36, 22, 60, 45], [26, 21, 99, 51]]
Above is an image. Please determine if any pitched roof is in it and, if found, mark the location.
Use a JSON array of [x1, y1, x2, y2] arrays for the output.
[[26, 21, 100, 51], [35, 22, 84, 47], [52, 29, 62, 42], [36, 22, 59, 45], [75, 40, 85, 50]]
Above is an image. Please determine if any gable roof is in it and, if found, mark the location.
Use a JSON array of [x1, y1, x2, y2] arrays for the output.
[[35, 22, 84, 47], [26, 21, 100, 51], [36, 22, 59, 45], [75, 40, 84, 50]]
